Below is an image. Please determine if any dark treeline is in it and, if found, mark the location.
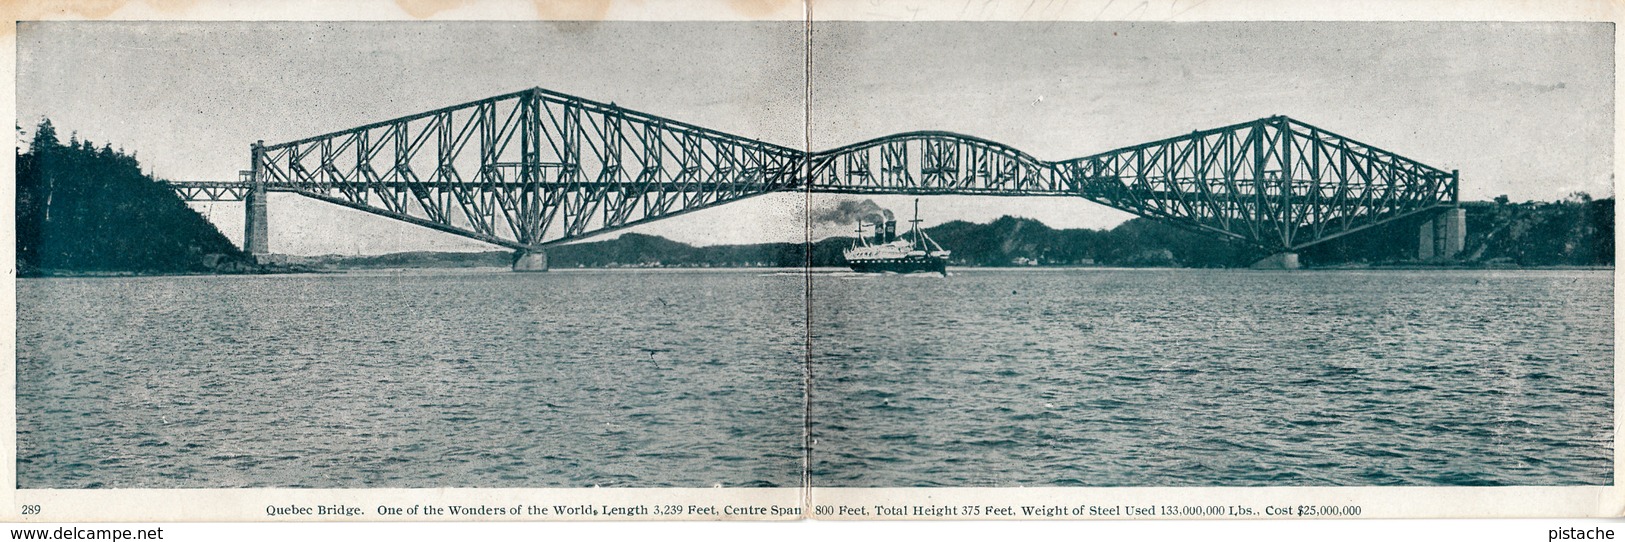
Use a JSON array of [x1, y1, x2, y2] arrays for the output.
[[16, 119, 246, 276], [923, 216, 1267, 268], [512, 216, 1282, 269], [535, 198, 1614, 269], [1466, 196, 1613, 266], [550, 233, 814, 267], [1302, 196, 1614, 267], [932, 197, 1613, 268], [326, 195, 1613, 270]]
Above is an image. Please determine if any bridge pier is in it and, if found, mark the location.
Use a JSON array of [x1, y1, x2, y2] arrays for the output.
[[1418, 206, 1466, 260], [243, 177, 269, 260], [244, 140, 270, 263], [513, 250, 549, 272], [1249, 252, 1300, 270]]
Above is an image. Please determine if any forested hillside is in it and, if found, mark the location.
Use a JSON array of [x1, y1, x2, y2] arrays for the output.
[[16, 119, 247, 276], [1301, 196, 1613, 267]]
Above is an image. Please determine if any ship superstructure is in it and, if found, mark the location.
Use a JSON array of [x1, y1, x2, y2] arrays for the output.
[[843, 200, 950, 274]]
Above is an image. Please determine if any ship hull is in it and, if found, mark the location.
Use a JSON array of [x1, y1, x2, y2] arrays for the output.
[[846, 256, 947, 274]]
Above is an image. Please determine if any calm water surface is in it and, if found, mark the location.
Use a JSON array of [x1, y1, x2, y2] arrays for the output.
[[19, 268, 806, 488], [17, 267, 1613, 488], [812, 268, 1613, 486]]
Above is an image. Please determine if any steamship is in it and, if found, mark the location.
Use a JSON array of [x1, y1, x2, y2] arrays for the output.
[[843, 200, 951, 274]]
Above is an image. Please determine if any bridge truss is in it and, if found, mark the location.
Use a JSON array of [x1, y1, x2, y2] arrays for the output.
[[172, 87, 1457, 255]]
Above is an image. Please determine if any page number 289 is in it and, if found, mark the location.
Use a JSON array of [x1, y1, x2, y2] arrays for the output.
[[20, 505, 40, 515]]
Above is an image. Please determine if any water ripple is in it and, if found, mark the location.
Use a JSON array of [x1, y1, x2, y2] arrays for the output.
[[809, 268, 1613, 487]]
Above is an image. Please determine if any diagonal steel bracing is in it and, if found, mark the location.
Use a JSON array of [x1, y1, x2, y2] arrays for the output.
[[233, 88, 803, 251], [171, 87, 1457, 254], [1061, 116, 1458, 252]]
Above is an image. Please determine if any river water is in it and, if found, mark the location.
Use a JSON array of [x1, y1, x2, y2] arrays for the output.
[[16, 268, 1613, 488]]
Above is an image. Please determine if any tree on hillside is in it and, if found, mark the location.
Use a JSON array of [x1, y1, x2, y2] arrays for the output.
[[16, 118, 244, 275]]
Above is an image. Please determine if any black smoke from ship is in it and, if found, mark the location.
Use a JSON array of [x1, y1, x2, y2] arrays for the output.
[[814, 199, 894, 226]]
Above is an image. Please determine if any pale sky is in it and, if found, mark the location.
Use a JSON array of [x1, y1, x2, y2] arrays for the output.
[[17, 21, 1613, 255]]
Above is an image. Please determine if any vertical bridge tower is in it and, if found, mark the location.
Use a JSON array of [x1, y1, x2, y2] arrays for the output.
[[243, 141, 269, 259]]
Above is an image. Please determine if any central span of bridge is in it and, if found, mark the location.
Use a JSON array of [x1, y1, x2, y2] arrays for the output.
[[169, 86, 1462, 270]]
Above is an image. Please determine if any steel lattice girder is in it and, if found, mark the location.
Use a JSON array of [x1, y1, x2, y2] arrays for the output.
[[804, 131, 1062, 195], [168, 181, 252, 202], [170, 88, 1456, 253], [1060, 116, 1458, 252], [242, 88, 803, 251]]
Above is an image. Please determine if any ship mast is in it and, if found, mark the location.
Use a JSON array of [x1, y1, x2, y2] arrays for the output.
[[910, 198, 923, 249]]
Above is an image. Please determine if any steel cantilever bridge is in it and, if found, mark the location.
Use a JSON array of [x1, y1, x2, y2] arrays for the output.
[[170, 86, 1461, 270]]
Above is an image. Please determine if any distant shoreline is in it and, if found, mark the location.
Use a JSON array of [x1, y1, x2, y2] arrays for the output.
[[17, 263, 1614, 279], [18, 264, 326, 279]]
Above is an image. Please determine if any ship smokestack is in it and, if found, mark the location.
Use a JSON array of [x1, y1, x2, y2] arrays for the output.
[[884, 220, 897, 243], [873, 221, 886, 245]]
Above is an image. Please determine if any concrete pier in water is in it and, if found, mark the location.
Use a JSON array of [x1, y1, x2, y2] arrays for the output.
[[513, 250, 549, 272], [244, 141, 271, 263], [243, 181, 269, 263], [1250, 252, 1300, 270], [1418, 206, 1466, 260]]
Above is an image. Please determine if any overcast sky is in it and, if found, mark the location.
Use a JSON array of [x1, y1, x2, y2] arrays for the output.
[[17, 21, 1613, 255]]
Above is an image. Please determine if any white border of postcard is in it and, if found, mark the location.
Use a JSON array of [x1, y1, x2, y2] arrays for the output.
[[0, 0, 1619, 522]]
